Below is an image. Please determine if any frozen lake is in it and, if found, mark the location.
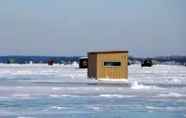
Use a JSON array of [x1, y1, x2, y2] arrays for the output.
[[0, 64, 186, 118]]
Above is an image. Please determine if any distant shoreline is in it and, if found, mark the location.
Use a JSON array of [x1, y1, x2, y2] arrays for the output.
[[0, 55, 185, 65]]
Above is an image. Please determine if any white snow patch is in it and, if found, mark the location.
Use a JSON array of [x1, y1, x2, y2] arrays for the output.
[[49, 94, 79, 98], [89, 106, 101, 111], [12, 94, 31, 98], [52, 87, 62, 90], [99, 94, 133, 98], [17, 116, 35, 118], [12, 70, 33, 75], [49, 94, 60, 98], [158, 92, 186, 98], [131, 81, 159, 90], [145, 106, 186, 111], [50, 106, 65, 110]]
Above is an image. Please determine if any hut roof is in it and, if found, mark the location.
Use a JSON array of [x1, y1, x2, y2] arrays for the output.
[[88, 50, 128, 54]]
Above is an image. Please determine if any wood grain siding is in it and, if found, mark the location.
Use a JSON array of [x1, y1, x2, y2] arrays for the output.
[[97, 53, 128, 79], [88, 51, 128, 79]]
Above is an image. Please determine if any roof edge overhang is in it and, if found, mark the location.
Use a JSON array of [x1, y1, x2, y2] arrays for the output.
[[88, 50, 128, 54]]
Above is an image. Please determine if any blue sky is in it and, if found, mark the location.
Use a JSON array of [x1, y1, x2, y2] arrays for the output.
[[0, 0, 186, 57]]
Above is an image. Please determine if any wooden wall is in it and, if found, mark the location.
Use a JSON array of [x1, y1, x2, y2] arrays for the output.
[[97, 53, 128, 79], [88, 52, 128, 79], [88, 53, 97, 78]]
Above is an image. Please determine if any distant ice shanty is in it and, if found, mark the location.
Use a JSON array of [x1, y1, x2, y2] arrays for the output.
[[79, 57, 88, 68], [141, 59, 153, 67], [88, 51, 128, 80]]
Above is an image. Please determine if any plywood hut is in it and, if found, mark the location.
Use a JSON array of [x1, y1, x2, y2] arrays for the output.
[[88, 51, 128, 80]]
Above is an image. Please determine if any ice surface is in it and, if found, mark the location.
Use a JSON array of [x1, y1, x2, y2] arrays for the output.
[[0, 64, 186, 118]]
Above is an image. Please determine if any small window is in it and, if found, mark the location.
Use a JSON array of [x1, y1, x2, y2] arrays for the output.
[[104, 61, 121, 67]]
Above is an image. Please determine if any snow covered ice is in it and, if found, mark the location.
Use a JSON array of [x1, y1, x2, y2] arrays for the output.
[[0, 64, 186, 118]]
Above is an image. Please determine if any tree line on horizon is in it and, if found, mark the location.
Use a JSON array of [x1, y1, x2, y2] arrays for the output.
[[0, 55, 185, 65]]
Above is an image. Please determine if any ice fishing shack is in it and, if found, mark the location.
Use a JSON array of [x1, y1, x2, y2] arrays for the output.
[[88, 51, 128, 80]]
